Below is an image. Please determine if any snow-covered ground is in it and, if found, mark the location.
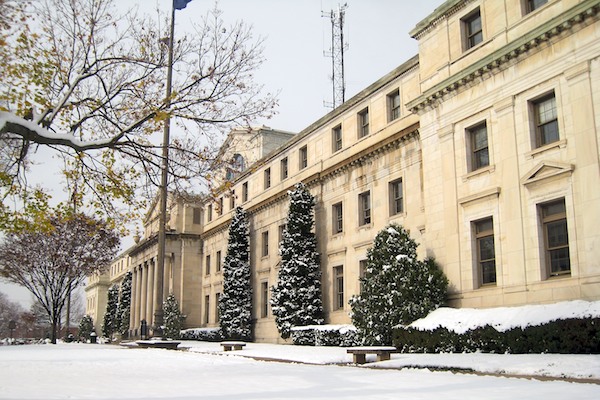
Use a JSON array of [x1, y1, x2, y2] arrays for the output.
[[0, 341, 598, 399]]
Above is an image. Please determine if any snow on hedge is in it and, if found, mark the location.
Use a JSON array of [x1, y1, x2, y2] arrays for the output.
[[407, 300, 600, 334]]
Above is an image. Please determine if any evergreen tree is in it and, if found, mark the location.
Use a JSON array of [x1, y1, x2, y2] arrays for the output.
[[163, 293, 184, 339], [349, 223, 448, 345], [271, 183, 324, 339], [78, 315, 94, 341], [219, 207, 253, 341], [101, 284, 119, 339], [118, 272, 132, 338]]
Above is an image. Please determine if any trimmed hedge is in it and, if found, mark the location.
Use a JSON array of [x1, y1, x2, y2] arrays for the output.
[[291, 325, 360, 346], [392, 317, 600, 354], [180, 327, 223, 342]]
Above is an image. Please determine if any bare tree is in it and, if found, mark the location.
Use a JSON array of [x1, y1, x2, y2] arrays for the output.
[[0, 0, 276, 230], [0, 291, 24, 339], [0, 213, 119, 343]]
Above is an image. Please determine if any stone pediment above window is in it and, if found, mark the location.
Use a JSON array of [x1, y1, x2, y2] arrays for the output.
[[521, 161, 574, 186]]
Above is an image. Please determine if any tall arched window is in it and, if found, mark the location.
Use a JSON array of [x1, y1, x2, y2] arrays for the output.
[[226, 153, 246, 181]]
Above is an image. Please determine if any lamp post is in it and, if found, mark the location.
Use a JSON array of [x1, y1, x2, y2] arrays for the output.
[[153, 4, 176, 339]]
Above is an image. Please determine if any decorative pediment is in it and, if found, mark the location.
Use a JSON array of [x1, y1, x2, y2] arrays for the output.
[[521, 161, 574, 186]]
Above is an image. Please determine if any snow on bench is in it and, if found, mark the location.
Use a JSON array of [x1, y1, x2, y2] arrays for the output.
[[346, 346, 399, 364], [220, 341, 247, 351]]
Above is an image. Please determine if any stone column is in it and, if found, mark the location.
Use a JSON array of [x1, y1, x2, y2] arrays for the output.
[[135, 265, 142, 333], [129, 267, 138, 336], [140, 262, 148, 327], [147, 259, 155, 325]]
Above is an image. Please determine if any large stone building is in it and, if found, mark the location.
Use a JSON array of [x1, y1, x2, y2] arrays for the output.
[[86, 0, 600, 342]]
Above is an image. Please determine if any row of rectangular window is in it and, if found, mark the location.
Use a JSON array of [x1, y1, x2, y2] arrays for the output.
[[467, 91, 559, 173], [213, 90, 400, 215], [473, 198, 570, 288], [202, 201, 568, 323], [462, 1, 549, 51], [204, 283, 270, 325], [333, 179, 403, 234], [332, 91, 399, 154], [204, 251, 222, 276]]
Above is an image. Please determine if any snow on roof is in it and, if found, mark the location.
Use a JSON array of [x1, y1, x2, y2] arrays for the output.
[[407, 300, 600, 334]]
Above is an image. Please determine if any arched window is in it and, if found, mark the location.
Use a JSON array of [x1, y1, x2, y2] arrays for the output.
[[225, 154, 245, 181]]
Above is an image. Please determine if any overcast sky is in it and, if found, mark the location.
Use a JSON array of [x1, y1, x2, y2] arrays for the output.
[[1, 0, 443, 307]]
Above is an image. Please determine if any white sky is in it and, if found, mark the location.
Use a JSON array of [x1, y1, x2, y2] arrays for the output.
[[1, 0, 443, 307]]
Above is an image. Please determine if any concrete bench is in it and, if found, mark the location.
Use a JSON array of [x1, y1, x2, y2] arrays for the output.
[[220, 341, 247, 351], [136, 340, 181, 350], [346, 346, 399, 364]]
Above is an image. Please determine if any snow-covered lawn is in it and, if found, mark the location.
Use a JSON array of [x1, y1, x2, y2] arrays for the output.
[[0, 341, 598, 399]]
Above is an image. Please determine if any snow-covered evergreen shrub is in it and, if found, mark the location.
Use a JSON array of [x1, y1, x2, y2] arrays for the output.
[[219, 207, 253, 341], [349, 224, 448, 345], [118, 271, 132, 337], [180, 327, 223, 341], [163, 293, 185, 339], [271, 183, 324, 339], [78, 315, 94, 341], [393, 318, 600, 354], [102, 284, 119, 339]]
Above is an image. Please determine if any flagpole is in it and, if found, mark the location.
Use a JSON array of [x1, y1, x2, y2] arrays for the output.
[[153, 2, 176, 338]]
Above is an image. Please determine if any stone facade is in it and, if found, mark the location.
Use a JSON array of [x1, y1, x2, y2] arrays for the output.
[[86, 0, 600, 343]]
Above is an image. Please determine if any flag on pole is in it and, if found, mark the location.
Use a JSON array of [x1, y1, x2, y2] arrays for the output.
[[174, 0, 193, 10]]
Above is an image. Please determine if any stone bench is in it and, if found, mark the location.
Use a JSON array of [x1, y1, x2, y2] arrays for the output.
[[136, 340, 181, 350], [220, 341, 247, 351], [346, 346, 399, 364]]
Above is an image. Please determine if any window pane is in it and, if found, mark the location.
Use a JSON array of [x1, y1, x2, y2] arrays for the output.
[[549, 247, 570, 274], [547, 220, 568, 248], [479, 236, 495, 261], [540, 120, 559, 145], [474, 148, 489, 169], [481, 260, 497, 284]]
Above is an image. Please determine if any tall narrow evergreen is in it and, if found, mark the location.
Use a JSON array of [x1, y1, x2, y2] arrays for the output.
[[219, 207, 253, 341], [102, 284, 119, 339], [349, 223, 448, 345], [271, 182, 324, 339], [118, 271, 132, 337], [163, 293, 184, 339]]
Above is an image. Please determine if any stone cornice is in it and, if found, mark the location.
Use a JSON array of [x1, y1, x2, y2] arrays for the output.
[[407, 0, 600, 113], [410, 0, 474, 39]]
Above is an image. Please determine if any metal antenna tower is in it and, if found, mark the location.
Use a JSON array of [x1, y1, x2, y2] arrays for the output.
[[323, 3, 348, 109]]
